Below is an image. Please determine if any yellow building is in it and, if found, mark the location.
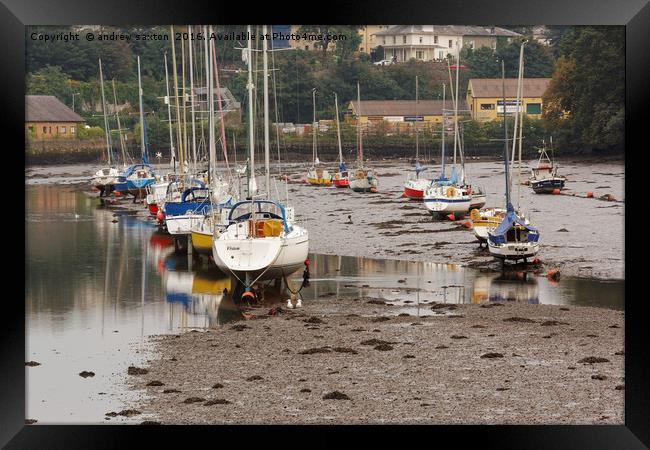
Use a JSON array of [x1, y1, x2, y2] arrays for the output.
[[26, 95, 85, 139], [346, 99, 467, 132], [359, 25, 391, 54], [466, 78, 551, 122]]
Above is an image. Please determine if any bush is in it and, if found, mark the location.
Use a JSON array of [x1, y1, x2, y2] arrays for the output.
[[77, 126, 105, 140]]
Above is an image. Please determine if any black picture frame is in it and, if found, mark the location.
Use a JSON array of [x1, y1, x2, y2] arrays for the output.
[[7, 0, 647, 447]]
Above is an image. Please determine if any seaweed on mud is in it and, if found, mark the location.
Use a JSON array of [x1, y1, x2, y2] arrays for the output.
[[540, 320, 569, 326], [591, 375, 607, 380], [481, 352, 504, 359], [183, 397, 206, 404], [374, 344, 394, 351], [146, 380, 164, 386], [450, 335, 468, 339], [246, 375, 264, 381], [25, 361, 41, 367], [578, 356, 610, 364], [304, 317, 326, 324], [372, 317, 391, 322], [163, 389, 181, 394], [299, 347, 332, 355], [323, 391, 350, 400], [79, 371, 95, 378], [333, 347, 358, 354], [127, 366, 149, 375], [231, 324, 250, 331]]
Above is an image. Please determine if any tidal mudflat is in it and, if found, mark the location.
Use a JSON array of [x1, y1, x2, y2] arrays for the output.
[[127, 297, 624, 424]]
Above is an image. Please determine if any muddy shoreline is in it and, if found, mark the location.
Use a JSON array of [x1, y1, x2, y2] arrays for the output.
[[126, 297, 624, 424], [25, 158, 624, 281]]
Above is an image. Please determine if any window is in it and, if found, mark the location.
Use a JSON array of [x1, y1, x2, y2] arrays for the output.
[[382, 37, 386, 45], [416, 50, 423, 59], [360, 47, 364, 52], [402, 35, 406, 44], [419, 36, 423, 43], [480, 104, 495, 110], [468, 40, 475, 49], [305, 45, 309, 50], [449, 39, 453, 48], [59, 126, 67, 134], [438, 50, 444, 59], [42, 126, 47, 134], [434, 35, 438, 44], [71, 126, 76, 134], [392, 36, 396, 44], [526, 103, 542, 114]]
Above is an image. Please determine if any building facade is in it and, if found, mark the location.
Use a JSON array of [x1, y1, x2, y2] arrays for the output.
[[374, 25, 521, 62], [346, 99, 468, 132], [466, 78, 551, 122], [25, 95, 85, 139]]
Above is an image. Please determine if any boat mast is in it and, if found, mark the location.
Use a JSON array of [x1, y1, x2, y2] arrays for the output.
[[453, 42, 460, 169], [163, 52, 176, 172], [206, 26, 216, 187], [501, 59, 510, 208], [311, 88, 317, 166], [98, 58, 112, 166], [334, 92, 343, 165], [441, 83, 446, 179], [188, 25, 198, 175], [415, 75, 419, 164], [517, 41, 525, 210], [180, 31, 188, 173], [263, 24, 271, 198], [110, 78, 127, 167], [357, 81, 363, 166], [170, 25, 184, 174], [137, 56, 147, 163], [246, 25, 255, 198]]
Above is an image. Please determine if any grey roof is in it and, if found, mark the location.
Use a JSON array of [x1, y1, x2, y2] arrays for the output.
[[349, 99, 469, 116], [374, 25, 521, 37], [25, 95, 85, 123], [468, 78, 551, 98]]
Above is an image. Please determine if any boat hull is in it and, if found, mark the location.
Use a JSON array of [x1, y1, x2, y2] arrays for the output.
[[212, 230, 309, 282], [166, 214, 205, 235], [423, 197, 471, 214], [191, 230, 213, 254], [530, 178, 565, 194], [332, 178, 349, 188], [488, 242, 540, 260]]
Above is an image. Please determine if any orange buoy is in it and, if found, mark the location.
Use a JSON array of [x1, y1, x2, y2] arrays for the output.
[[546, 268, 561, 281], [586, 192, 594, 198], [463, 220, 473, 229], [114, 191, 122, 196], [447, 213, 456, 221], [552, 188, 561, 195]]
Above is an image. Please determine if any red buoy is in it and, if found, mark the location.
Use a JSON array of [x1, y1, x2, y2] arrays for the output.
[[447, 213, 456, 221], [586, 192, 594, 198], [156, 210, 165, 222], [552, 188, 561, 195]]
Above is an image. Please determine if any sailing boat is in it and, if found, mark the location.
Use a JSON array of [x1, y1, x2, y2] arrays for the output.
[[166, 25, 233, 237], [348, 82, 379, 193], [113, 56, 156, 200], [423, 82, 471, 216], [189, 24, 235, 253], [331, 92, 349, 188], [487, 52, 540, 262], [306, 89, 332, 186], [90, 58, 121, 197], [529, 136, 566, 193], [474, 42, 529, 244], [212, 25, 309, 294], [146, 52, 180, 217], [403, 76, 430, 199]]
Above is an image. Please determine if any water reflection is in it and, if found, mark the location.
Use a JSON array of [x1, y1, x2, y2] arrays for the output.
[[25, 185, 624, 423]]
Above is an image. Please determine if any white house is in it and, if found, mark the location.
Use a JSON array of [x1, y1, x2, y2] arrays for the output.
[[374, 25, 521, 62]]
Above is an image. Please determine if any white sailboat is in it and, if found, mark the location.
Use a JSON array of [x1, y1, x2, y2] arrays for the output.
[[306, 88, 332, 186], [212, 25, 309, 293], [423, 82, 471, 216], [488, 45, 540, 262], [331, 92, 350, 188], [90, 58, 121, 196], [403, 76, 430, 199], [348, 82, 379, 193]]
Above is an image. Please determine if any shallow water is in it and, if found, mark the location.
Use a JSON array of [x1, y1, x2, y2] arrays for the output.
[[25, 184, 623, 423]]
